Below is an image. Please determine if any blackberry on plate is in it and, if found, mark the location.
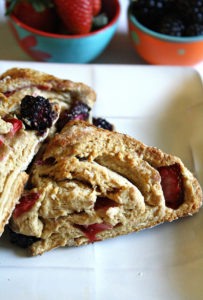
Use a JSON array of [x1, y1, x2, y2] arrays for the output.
[[158, 14, 185, 36], [20, 95, 55, 132], [185, 23, 203, 36], [93, 117, 113, 131], [9, 228, 39, 248], [57, 101, 90, 132]]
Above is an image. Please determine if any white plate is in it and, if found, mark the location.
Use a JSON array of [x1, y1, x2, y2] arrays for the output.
[[0, 61, 202, 300]]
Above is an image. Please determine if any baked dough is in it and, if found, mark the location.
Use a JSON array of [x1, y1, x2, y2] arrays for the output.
[[0, 68, 96, 235], [10, 121, 202, 255]]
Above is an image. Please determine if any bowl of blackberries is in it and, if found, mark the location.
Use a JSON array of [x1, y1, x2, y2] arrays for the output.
[[128, 0, 203, 65], [5, 0, 120, 63]]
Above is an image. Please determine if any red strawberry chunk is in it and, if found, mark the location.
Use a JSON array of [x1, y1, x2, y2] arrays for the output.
[[13, 193, 40, 219], [3, 90, 15, 97], [3, 85, 51, 98], [36, 156, 56, 166], [157, 163, 184, 209], [77, 223, 113, 242], [74, 114, 87, 121], [0, 135, 4, 147], [94, 197, 118, 211], [5, 118, 23, 135]]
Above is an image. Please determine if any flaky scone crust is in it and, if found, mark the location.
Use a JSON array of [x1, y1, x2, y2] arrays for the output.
[[0, 68, 96, 110]]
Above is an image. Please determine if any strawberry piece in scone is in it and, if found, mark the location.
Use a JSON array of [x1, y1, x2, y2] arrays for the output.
[[158, 164, 184, 209]]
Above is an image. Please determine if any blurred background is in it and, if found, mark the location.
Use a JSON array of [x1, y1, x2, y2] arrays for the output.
[[0, 0, 203, 75], [0, 0, 140, 64]]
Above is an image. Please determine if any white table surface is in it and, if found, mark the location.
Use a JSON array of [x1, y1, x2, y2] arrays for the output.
[[1, 0, 203, 78]]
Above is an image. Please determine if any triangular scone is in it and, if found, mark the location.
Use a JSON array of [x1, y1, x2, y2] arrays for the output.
[[0, 69, 96, 235], [10, 121, 202, 256]]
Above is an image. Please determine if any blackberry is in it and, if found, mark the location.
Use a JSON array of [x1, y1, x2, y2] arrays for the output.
[[158, 15, 185, 36], [57, 101, 90, 132], [93, 118, 113, 131], [190, 0, 203, 23], [176, 0, 203, 24], [130, 0, 173, 29], [185, 23, 203, 36], [20, 95, 55, 132], [175, 0, 190, 23], [9, 228, 39, 249]]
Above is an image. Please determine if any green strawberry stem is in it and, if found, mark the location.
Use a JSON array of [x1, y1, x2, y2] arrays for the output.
[[92, 12, 109, 31], [6, 0, 54, 15], [5, 0, 19, 15]]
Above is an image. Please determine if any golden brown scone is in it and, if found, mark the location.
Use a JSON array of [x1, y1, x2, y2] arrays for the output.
[[0, 68, 96, 235], [0, 68, 96, 112], [10, 121, 202, 256]]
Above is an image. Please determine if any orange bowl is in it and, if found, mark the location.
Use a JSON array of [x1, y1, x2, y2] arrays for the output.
[[128, 5, 203, 66]]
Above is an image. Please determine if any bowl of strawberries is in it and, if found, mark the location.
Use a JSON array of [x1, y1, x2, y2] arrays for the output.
[[6, 0, 120, 63]]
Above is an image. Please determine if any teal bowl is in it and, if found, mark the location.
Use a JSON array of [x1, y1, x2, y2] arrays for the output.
[[8, 0, 120, 63]]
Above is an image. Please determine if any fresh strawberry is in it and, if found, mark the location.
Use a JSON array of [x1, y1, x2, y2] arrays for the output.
[[157, 163, 184, 209], [92, 0, 101, 16], [6, 0, 57, 32], [54, 0, 93, 34], [5, 118, 23, 136], [13, 192, 40, 219]]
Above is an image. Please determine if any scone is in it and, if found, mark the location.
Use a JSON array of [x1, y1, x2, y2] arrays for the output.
[[0, 68, 96, 235], [10, 121, 202, 256]]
